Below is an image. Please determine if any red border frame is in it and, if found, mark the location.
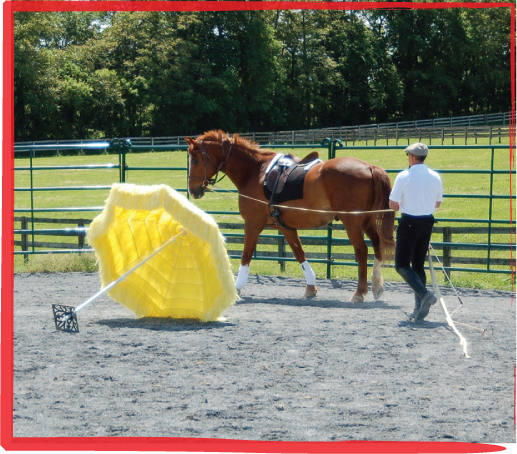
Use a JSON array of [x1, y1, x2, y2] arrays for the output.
[[2, 2, 515, 453]]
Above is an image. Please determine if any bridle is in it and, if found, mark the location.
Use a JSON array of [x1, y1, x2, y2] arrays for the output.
[[188, 137, 234, 189]]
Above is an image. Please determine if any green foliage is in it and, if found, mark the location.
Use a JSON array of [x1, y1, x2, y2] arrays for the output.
[[14, 9, 512, 141]]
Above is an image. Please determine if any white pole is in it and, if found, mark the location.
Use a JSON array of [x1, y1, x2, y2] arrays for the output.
[[74, 229, 186, 314]]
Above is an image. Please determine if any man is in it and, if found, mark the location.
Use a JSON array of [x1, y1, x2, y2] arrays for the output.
[[389, 142, 443, 321]]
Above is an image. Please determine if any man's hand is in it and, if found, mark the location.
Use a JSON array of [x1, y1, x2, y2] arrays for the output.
[[389, 200, 399, 212]]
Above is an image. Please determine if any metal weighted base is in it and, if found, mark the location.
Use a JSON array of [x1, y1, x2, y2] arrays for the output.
[[52, 305, 79, 333]]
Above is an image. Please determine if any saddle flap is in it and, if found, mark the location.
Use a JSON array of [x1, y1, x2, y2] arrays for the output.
[[265, 167, 281, 193]]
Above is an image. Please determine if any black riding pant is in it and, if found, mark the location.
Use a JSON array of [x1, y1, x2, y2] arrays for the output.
[[395, 214, 435, 275]]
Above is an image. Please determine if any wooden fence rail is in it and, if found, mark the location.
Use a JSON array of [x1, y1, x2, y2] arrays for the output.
[[15, 118, 513, 152], [238, 126, 511, 146], [14, 217, 91, 261]]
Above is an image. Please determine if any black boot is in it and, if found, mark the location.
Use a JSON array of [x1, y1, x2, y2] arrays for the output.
[[413, 271, 434, 320], [397, 267, 436, 320]]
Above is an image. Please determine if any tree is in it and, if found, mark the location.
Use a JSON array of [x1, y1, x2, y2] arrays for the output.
[[13, 8, 512, 141]]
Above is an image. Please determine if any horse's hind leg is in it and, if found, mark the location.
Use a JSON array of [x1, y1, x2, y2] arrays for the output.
[[363, 220, 385, 300], [340, 216, 369, 302], [280, 228, 318, 298]]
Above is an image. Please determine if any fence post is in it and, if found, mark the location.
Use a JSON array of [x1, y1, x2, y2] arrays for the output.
[[442, 226, 451, 281], [278, 236, 286, 272], [331, 139, 343, 160], [78, 219, 85, 250], [321, 138, 332, 160], [487, 147, 495, 271], [29, 148, 35, 254], [326, 223, 333, 279], [21, 217, 28, 263]]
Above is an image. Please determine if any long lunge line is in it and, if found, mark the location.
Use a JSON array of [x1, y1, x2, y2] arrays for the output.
[[428, 247, 470, 358], [206, 185, 394, 216]]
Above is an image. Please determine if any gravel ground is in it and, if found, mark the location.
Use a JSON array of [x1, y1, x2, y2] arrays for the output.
[[12, 272, 516, 443]]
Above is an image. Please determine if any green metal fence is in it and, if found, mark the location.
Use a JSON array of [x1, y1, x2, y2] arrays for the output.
[[13, 140, 515, 276]]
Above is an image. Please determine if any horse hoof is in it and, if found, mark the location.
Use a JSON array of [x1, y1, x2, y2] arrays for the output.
[[304, 285, 318, 298], [349, 293, 365, 303], [371, 276, 385, 300], [236, 288, 241, 297], [372, 286, 385, 300]]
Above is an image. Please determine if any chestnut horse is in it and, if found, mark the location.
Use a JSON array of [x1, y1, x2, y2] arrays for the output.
[[186, 130, 395, 302]]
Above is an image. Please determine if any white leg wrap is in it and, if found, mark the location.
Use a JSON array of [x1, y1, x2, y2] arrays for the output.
[[235, 265, 250, 290], [301, 261, 316, 286]]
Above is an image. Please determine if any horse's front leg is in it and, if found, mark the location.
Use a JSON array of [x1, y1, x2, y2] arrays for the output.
[[280, 228, 318, 298], [235, 221, 264, 295]]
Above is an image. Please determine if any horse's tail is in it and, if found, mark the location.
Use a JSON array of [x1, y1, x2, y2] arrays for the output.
[[370, 165, 395, 263]]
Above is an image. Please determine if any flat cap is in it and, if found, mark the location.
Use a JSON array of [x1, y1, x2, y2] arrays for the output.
[[405, 142, 429, 156]]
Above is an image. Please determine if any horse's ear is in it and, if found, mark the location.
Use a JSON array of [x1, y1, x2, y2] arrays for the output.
[[185, 137, 201, 155]]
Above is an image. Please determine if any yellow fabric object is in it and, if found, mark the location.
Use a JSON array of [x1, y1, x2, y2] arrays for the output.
[[87, 183, 237, 322]]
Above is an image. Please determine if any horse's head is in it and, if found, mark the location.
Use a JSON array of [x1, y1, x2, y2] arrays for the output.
[[185, 134, 233, 199], [185, 137, 209, 199]]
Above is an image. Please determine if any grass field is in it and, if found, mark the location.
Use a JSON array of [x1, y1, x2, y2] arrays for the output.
[[13, 136, 515, 291]]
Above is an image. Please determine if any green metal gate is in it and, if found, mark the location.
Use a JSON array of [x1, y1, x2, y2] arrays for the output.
[[13, 140, 515, 276]]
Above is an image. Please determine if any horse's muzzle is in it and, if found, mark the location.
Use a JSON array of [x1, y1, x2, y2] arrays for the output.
[[190, 185, 205, 199]]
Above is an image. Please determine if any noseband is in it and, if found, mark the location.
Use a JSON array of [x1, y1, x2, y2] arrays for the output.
[[188, 138, 234, 189]]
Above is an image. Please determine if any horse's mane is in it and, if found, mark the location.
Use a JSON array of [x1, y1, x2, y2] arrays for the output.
[[197, 130, 275, 158]]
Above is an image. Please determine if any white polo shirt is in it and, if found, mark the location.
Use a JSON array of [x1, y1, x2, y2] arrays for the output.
[[389, 164, 443, 216]]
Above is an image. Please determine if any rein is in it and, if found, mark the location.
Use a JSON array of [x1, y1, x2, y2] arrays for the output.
[[188, 138, 233, 189]]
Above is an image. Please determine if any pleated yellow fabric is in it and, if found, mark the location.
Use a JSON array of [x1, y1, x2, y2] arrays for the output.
[[87, 183, 237, 322]]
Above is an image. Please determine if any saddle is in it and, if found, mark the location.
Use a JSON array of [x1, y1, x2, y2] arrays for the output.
[[263, 151, 322, 229]]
